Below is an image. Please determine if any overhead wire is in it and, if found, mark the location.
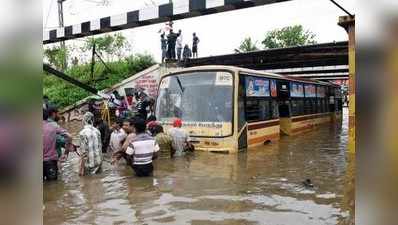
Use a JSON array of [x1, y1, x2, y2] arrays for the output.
[[44, 0, 55, 29], [81, 0, 110, 6], [67, 0, 111, 17], [328, 0, 354, 17]]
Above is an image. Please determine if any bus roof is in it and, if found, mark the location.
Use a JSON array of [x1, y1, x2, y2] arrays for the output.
[[166, 65, 340, 88]]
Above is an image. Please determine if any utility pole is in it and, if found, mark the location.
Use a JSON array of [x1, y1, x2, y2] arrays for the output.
[[338, 15, 355, 154], [58, 0, 67, 71], [329, 0, 355, 154]]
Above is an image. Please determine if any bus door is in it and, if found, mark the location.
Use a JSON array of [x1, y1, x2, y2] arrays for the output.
[[238, 74, 247, 151], [277, 80, 290, 118]]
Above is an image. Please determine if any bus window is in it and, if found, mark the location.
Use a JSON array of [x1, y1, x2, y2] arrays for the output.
[[329, 97, 335, 112], [291, 100, 298, 116], [238, 76, 246, 131], [291, 99, 304, 116], [156, 71, 234, 137], [304, 99, 312, 114], [325, 98, 329, 112], [320, 99, 323, 113], [259, 99, 271, 120], [317, 99, 322, 113], [279, 100, 290, 117], [246, 99, 260, 122], [311, 99, 317, 113], [245, 98, 273, 122], [271, 100, 279, 119], [299, 99, 304, 115]]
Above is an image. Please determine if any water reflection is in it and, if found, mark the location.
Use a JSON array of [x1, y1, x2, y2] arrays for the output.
[[44, 109, 352, 225]]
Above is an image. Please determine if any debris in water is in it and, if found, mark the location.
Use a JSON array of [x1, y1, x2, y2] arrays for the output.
[[302, 179, 314, 188]]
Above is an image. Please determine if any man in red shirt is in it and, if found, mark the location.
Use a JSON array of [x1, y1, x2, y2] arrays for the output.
[[42, 109, 72, 181]]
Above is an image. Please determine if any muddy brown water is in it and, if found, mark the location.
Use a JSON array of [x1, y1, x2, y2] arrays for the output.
[[44, 108, 354, 225]]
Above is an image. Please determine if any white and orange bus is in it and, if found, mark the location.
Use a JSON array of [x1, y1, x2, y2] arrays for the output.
[[155, 66, 342, 153]]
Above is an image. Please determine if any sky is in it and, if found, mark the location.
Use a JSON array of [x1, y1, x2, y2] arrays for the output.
[[43, 0, 356, 63]]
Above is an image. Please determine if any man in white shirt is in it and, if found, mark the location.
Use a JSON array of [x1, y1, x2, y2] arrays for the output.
[[125, 118, 159, 177], [176, 30, 183, 61], [111, 118, 135, 165], [109, 119, 127, 153], [78, 112, 103, 176]]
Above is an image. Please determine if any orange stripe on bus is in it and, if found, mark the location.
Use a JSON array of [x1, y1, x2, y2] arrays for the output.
[[248, 120, 280, 130], [292, 125, 313, 133], [292, 113, 330, 122], [248, 133, 279, 145]]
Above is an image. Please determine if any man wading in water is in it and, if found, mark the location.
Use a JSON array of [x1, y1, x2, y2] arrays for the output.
[[125, 118, 159, 177], [168, 118, 192, 157], [43, 109, 73, 181], [78, 112, 103, 176]]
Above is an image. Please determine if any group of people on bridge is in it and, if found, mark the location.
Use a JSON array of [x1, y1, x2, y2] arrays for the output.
[[160, 25, 200, 63], [43, 95, 193, 181]]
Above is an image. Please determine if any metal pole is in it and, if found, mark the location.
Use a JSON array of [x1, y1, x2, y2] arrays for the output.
[[90, 43, 96, 81], [94, 51, 113, 73], [58, 0, 67, 71], [43, 63, 99, 95]]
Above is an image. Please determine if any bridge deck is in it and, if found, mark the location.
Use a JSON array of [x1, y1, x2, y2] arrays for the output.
[[184, 42, 349, 80]]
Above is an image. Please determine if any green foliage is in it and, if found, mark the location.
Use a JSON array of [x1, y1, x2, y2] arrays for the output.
[[236, 37, 259, 53], [44, 46, 68, 70], [262, 25, 317, 49], [43, 32, 146, 109], [82, 33, 131, 61], [43, 54, 155, 109]]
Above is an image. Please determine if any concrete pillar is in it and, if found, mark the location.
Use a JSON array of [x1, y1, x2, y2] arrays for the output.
[[339, 16, 356, 223], [339, 15, 355, 154]]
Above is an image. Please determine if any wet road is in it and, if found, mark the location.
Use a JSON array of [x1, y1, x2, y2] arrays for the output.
[[44, 108, 354, 225]]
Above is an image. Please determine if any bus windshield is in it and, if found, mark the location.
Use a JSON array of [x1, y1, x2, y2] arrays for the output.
[[156, 71, 233, 136]]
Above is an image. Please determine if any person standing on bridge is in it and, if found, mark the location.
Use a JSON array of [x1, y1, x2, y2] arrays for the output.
[[183, 44, 192, 65], [176, 30, 183, 61], [167, 29, 178, 60], [192, 33, 200, 58], [160, 33, 167, 63]]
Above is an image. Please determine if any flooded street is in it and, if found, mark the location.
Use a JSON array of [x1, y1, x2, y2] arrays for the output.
[[44, 108, 354, 225]]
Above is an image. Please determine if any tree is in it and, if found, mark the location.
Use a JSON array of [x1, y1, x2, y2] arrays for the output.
[[262, 25, 317, 49], [82, 33, 131, 61], [236, 37, 259, 53], [43, 53, 156, 108], [44, 46, 68, 70]]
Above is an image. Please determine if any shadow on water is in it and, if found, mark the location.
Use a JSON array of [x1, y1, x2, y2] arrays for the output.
[[44, 108, 353, 225]]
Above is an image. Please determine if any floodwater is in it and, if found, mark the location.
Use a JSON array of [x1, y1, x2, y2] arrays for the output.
[[44, 108, 354, 225]]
